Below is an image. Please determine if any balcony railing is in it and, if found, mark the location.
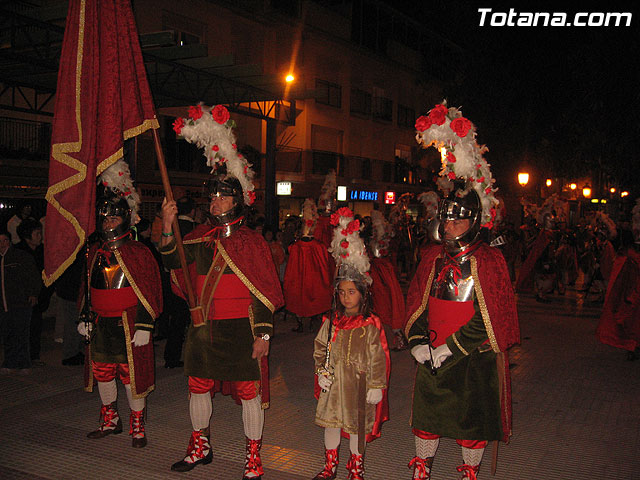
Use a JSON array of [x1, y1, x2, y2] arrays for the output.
[[0, 116, 51, 160]]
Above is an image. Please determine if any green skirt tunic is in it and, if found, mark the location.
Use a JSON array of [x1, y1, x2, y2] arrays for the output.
[[184, 317, 260, 381], [91, 317, 127, 364], [412, 348, 502, 441]]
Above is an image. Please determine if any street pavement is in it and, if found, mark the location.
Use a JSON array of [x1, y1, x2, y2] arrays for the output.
[[1, 281, 639, 479]]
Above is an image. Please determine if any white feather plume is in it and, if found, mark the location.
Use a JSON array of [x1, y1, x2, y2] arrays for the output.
[[98, 158, 141, 225], [417, 191, 440, 220], [175, 104, 256, 205], [329, 207, 371, 285]]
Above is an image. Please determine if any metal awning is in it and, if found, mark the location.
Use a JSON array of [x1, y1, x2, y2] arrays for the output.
[[0, 5, 309, 123]]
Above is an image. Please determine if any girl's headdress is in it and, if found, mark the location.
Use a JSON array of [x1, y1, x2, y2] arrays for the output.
[[329, 207, 371, 285]]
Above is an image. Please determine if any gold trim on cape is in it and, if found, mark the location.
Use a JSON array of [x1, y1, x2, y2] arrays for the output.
[[218, 242, 276, 313], [122, 310, 155, 399], [470, 256, 500, 353], [404, 254, 440, 338], [43, 0, 159, 287], [113, 249, 157, 320]]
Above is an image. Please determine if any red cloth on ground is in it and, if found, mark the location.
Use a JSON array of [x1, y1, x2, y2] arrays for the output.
[[369, 256, 406, 330], [597, 249, 640, 351], [283, 239, 334, 316], [516, 230, 553, 293]]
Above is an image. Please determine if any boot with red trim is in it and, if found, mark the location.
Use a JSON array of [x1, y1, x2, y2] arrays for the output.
[[130, 409, 147, 448], [87, 403, 122, 439], [242, 437, 264, 479], [312, 448, 339, 480], [346, 453, 365, 480], [408, 456, 433, 479], [457, 463, 480, 480], [171, 428, 213, 472]]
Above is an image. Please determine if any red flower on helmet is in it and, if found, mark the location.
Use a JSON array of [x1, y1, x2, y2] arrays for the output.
[[212, 145, 219, 152], [211, 104, 230, 125], [337, 207, 354, 218], [340, 240, 349, 249], [188, 105, 203, 121], [450, 117, 472, 138], [446, 152, 457, 163], [248, 190, 256, 205], [428, 104, 448, 126], [306, 219, 315, 227], [415, 115, 432, 132], [172, 117, 184, 134], [448, 171, 456, 180]]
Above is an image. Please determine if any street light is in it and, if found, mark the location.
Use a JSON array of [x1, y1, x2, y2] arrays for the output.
[[546, 178, 552, 187], [610, 187, 616, 194], [285, 74, 295, 83], [621, 191, 629, 197], [570, 183, 577, 190], [582, 184, 592, 198], [518, 172, 529, 186]]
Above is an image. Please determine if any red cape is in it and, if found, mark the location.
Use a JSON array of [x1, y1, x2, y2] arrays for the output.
[[172, 225, 284, 313], [370, 256, 406, 330], [597, 249, 640, 351], [85, 239, 162, 397], [314, 313, 391, 443], [405, 243, 520, 442], [283, 239, 334, 316], [314, 215, 334, 249], [516, 229, 553, 293], [600, 240, 616, 283]]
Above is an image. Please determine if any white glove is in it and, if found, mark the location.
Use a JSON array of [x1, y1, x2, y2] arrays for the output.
[[77, 322, 93, 337], [431, 344, 453, 368], [132, 330, 151, 347], [411, 344, 432, 364], [317, 374, 333, 391], [366, 388, 383, 405]]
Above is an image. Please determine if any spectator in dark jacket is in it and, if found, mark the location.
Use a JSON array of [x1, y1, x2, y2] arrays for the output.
[[0, 230, 41, 374]]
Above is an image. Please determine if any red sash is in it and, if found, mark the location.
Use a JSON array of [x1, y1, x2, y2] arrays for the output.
[[427, 296, 474, 347], [91, 287, 138, 317], [196, 273, 252, 320]]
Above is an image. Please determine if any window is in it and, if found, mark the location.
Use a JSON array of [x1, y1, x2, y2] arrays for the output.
[[361, 158, 371, 179], [350, 88, 371, 115], [397, 104, 416, 128], [312, 150, 345, 176], [382, 162, 393, 181], [316, 79, 342, 108], [373, 96, 392, 122]]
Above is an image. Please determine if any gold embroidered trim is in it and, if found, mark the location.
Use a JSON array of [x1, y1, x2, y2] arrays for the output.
[[470, 256, 499, 353], [452, 332, 469, 356], [113, 250, 156, 320], [404, 255, 440, 338], [368, 383, 386, 389], [253, 322, 271, 329], [122, 310, 155, 399], [160, 243, 177, 255], [200, 249, 225, 320], [218, 242, 275, 313], [43, 0, 159, 287], [408, 335, 423, 343]]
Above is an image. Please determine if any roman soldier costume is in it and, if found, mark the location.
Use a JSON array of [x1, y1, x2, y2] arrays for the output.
[[81, 194, 162, 448], [367, 210, 407, 350], [163, 105, 284, 479], [408, 103, 520, 479], [283, 198, 334, 330]]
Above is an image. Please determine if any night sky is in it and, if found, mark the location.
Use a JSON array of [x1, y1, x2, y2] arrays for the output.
[[398, 1, 640, 196]]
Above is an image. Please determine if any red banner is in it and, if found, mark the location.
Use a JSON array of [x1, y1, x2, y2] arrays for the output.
[[44, 0, 158, 286]]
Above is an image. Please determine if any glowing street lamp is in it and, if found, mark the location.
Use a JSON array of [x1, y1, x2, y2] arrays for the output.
[[582, 184, 592, 198], [621, 191, 629, 198], [546, 178, 552, 187], [570, 183, 577, 191], [518, 172, 529, 187], [285, 74, 295, 83], [610, 187, 616, 194]]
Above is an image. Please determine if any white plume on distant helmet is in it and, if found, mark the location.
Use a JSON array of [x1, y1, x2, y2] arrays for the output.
[[417, 191, 440, 221], [301, 197, 319, 236], [318, 169, 337, 211], [98, 158, 141, 225]]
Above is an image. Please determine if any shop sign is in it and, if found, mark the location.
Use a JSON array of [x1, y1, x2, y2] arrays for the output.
[[276, 181, 292, 196], [350, 190, 378, 201], [337, 185, 347, 202], [384, 191, 396, 204]]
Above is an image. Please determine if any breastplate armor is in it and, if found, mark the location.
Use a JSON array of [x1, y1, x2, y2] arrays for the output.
[[90, 252, 130, 289], [430, 254, 475, 302]]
